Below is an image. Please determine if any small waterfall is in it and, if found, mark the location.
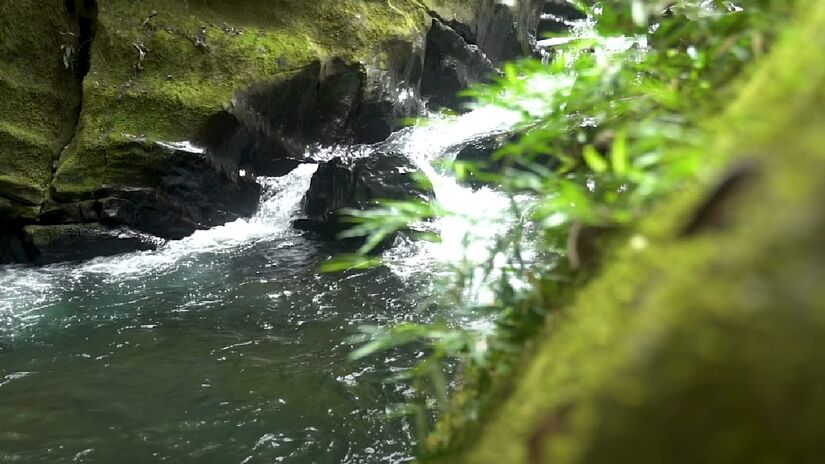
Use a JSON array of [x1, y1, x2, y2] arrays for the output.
[[357, 104, 539, 305], [0, 165, 319, 326]]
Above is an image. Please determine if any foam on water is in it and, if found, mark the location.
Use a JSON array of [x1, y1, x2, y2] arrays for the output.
[[0, 164, 317, 321]]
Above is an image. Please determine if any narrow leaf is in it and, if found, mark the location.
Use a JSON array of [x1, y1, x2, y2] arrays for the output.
[[583, 145, 609, 173], [611, 130, 629, 176]]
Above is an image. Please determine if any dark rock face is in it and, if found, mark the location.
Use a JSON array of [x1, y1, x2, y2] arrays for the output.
[[200, 53, 426, 177], [421, 19, 499, 110], [295, 151, 430, 242], [453, 130, 560, 189], [22, 224, 162, 265], [473, 0, 546, 64], [0, 232, 29, 264], [44, 141, 262, 241]]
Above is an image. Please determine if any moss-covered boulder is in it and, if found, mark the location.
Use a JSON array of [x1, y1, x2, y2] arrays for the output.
[[426, 2, 825, 462], [1, 0, 544, 263]]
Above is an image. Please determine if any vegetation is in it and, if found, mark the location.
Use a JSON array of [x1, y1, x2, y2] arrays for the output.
[[336, 0, 820, 458]]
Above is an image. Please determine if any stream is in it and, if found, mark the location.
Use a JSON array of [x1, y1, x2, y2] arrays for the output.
[[0, 103, 524, 463]]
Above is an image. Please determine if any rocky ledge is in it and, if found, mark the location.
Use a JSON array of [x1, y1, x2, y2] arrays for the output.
[[0, 0, 562, 263]]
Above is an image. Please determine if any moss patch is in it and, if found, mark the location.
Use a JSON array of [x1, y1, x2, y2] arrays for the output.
[[52, 0, 467, 199], [0, 0, 82, 211]]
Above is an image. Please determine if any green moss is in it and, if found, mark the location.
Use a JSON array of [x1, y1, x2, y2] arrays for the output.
[[1, 0, 480, 210], [53, 0, 457, 199], [52, 138, 175, 201], [0, 0, 82, 212], [427, 3, 825, 462], [77, 0, 438, 140]]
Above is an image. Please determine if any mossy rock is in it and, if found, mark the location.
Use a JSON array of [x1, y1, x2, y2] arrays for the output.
[[426, 2, 825, 463], [23, 224, 161, 264], [2, 0, 534, 260], [50, 0, 487, 222], [0, 0, 82, 217]]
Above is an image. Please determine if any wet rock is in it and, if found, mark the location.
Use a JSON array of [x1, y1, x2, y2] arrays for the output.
[[421, 19, 499, 110], [22, 224, 163, 265], [455, 133, 511, 164], [49, 140, 261, 240], [453, 130, 561, 189], [453, 132, 519, 188], [295, 151, 430, 242], [350, 39, 427, 143], [472, 0, 546, 64], [0, 232, 29, 264], [538, 0, 588, 38], [200, 54, 426, 177], [474, 1, 528, 64]]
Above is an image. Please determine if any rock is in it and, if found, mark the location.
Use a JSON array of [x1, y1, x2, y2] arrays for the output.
[[22, 224, 163, 265], [199, 53, 426, 176], [50, 140, 261, 240], [0, 231, 29, 264], [453, 131, 557, 189], [453, 132, 511, 188], [537, 0, 588, 38], [421, 19, 499, 110], [295, 151, 430, 243], [473, 0, 546, 64], [0, 0, 536, 264], [0, 0, 84, 222], [349, 38, 427, 143]]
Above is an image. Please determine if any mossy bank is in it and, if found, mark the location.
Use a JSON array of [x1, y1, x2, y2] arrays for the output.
[[423, 2, 825, 462]]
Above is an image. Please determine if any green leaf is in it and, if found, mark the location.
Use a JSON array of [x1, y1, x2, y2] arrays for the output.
[[611, 130, 629, 176], [583, 145, 609, 173], [321, 254, 382, 273]]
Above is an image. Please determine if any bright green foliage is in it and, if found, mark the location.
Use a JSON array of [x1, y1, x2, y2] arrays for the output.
[[340, 0, 805, 453], [426, 2, 825, 459]]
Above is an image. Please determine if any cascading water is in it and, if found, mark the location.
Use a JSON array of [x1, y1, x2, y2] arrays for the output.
[[0, 101, 530, 463]]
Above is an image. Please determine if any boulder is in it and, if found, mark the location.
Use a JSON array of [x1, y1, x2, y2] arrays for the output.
[[0, 0, 542, 263], [473, 0, 532, 64], [0, 232, 29, 264], [453, 132, 511, 188], [421, 19, 499, 110], [537, 0, 588, 38], [199, 51, 427, 177], [295, 151, 430, 242], [49, 139, 261, 240], [22, 224, 163, 265], [452, 131, 558, 189]]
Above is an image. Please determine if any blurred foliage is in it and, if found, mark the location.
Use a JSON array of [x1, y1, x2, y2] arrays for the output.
[[328, 0, 794, 447]]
